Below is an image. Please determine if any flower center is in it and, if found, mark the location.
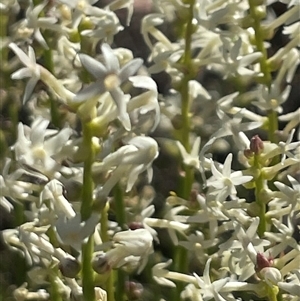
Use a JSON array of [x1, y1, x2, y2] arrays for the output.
[[223, 177, 232, 186], [104, 74, 120, 91], [33, 147, 46, 160]]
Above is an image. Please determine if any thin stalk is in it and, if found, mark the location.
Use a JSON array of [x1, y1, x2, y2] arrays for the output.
[[81, 121, 95, 301], [248, 0, 280, 237], [248, 0, 278, 145], [267, 285, 278, 301], [173, 1, 196, 299], [114, 269, 125, 301], [113, 184, 126, 301], [113, 183, 126, 230], [50, 269, 62, 301], [254, 154, 266, 237], [100, 202, 115, 301], [43, 46, 62, 128]]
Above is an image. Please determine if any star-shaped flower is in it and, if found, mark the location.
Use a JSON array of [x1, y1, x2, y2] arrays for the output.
[[207, 153, 253, 201], [9, 43, 40, 103], [74, 43, 143, 130], [194, 258, 229, 301], [93, 136, 158, 198], [55, 213, 99, 251]]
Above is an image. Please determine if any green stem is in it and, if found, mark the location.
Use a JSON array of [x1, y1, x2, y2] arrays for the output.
[[113, 183, 126, 230], [267, 285, 278, 301], [82, 236, 95, 301], [100, 202, 115, 301], [80, 121, 95, 301], [50, 269, 62, 301], [254, 154, 266, 237], [173, 1, 196, 299], [43, 45, 62, 128], [248, 0, 278, 144], [113, 184, 126, 301], [114, 269, 126, 301]]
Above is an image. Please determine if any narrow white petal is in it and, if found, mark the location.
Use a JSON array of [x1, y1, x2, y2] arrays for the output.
[[9, 43, 32, 67], [101, 43, 120, 72], [223, 153, 233, 177]]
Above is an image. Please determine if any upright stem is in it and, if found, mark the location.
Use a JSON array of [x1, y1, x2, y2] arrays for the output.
[[253, 154, 266, 237], [248, 0, 278, 145], [100, 202, 115, 301], [113, 184, 126, 301], [173, 1, 196, 299], [43, 46, 62, 128], [248, 0, 279, 237], [114, 183, 126, 230], [81, 122, 95, 301]]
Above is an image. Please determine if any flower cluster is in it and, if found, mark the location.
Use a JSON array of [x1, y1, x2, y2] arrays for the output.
[[1, 0, 299, 301]]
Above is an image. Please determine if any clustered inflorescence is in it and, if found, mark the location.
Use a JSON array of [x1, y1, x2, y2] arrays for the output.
[[0, 0, 299, 301]]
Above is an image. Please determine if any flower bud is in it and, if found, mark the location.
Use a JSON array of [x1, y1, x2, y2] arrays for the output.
[[171, 114, 183, 130], [129, 222, 143, 230], [59, 257, 81, 278], [243, 148, 254, 159], [125, 281, 144, 300], [260, 267, 282, 286], [256, 252, 272, 272], [92, 253, 111, 274], [250, 135, 264, 155]]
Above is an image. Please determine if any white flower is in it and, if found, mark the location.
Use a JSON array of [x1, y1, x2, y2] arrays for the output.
[[23, 2, 58, 49], [9, 43, 75, 103], [152, 259, 197, 288], [219, 218, 270, 281], [13, 283, 49, 301], [105, 228, 153, 273], [278, 270, 300, 296], [3, 222, 54, 265], [212, 105, 262, 151], [94, 136, 158, 197], [55, 213, 99, 251], [128, 76, 160, 132], [9, 43, 40, 103], [253, 83, 291, 114], [219, 37, 262, 78], [176, 137, 201, 170], [273, 175, 300, 212], [145, 205, 189, 246], [40, 180, 75, 218], [262, 129, 300, 163], [176, 136, 215, 183], [260, 267, 282, 287], [13, 117, 73, 178], [80, 10, 123, 43], [207, 153, 253, 202], [74, 43, 143, 130], [194, 258, 229, 301], [0, 158, 39, 212]]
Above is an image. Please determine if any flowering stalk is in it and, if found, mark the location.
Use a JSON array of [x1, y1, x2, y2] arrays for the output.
[[248, 0, 280, 237], [42, 44, 62, 128], [253, 157, 266, 236], [100, 201, 115, 301], [113, 184, 126, 301], [81, 121, 96, 301], [174, 0, 196, 298], [248, 0, 278, 145], [50, 267, 63, 301], [250, 136, 267, 236]]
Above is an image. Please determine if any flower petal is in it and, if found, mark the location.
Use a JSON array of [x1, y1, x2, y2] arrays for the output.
[[101, 43, 120, 72], [79, 53, 107, 79]]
